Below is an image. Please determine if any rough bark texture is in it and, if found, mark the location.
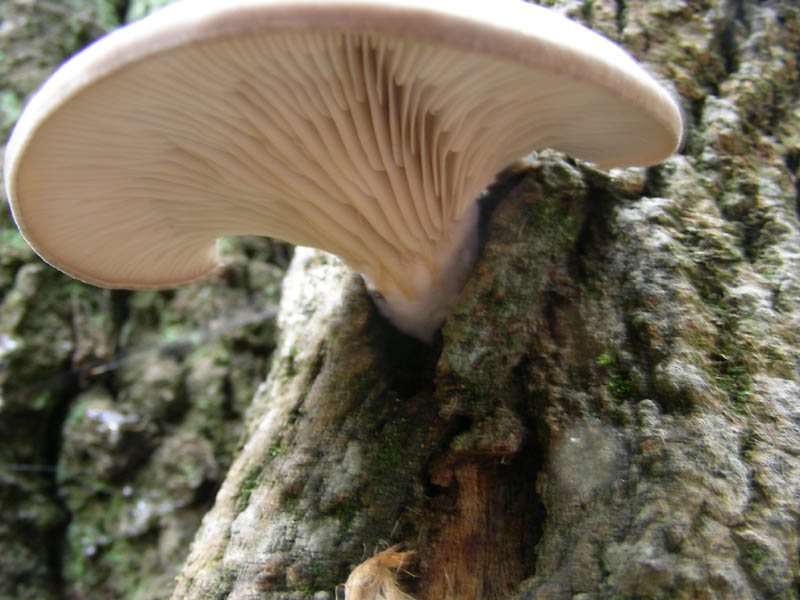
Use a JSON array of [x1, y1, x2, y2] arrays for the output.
[[1, 1, 799, 599]]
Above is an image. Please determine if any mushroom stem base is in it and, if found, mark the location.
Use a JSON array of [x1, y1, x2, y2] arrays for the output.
[[363, 203, 481, 343]]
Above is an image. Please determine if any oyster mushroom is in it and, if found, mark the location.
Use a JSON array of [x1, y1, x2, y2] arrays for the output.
[[3, 0, 683, 341]]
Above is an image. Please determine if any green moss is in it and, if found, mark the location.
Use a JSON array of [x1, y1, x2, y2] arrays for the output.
[[267, 442, 284, 457], [32, 391, 51, 411], [323, 497, 361, 536], [62, 521, 111, 587], [283, 348, 299, 378], [234, 467, 263, 514], [300, 563, 337, 594], [596, 352, 614, 366], [607, 371, 634, 400], [712, 336, 752, 410], [595, 353, 634, 401], [374, 440, 402, 470], [524, 197, 579, 258], [743, 542, 768, 564], [714, 357, 751, 408]]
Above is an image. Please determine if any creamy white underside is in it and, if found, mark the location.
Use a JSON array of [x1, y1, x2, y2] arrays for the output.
[[10, 30, 680, 339]]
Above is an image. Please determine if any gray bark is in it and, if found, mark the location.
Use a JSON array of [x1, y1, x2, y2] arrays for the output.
[[175, 2, 800, 598]]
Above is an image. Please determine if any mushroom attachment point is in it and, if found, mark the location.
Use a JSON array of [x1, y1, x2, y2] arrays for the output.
[[4, 0, 683, 342]]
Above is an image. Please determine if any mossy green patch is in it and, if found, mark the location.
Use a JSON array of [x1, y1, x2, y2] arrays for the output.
[[235, 462, 270, 515], [713, 351, 751, 409], [596, 352, 614, 366], [742, 542, 768, 564], [596, 352, 634, 401], [374, 439, 402, 471], [607, 371, 634, 401], [322, 497, 362, 536]]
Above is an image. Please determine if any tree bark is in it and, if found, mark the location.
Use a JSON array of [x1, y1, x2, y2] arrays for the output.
[[2, 1, 799, 599], [173, 3, 800, 598]]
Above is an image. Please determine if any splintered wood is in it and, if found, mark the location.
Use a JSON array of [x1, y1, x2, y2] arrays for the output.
[[343, 546, 416, 600]]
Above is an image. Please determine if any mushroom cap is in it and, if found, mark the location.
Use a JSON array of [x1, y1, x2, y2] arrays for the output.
[[4, 0, 682, 296]]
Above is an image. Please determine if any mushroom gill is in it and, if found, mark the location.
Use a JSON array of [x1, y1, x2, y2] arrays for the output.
[[5, 1, 683, 342]]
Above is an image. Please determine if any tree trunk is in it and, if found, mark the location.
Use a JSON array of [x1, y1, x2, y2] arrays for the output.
[[2, 1, 799, 599], [172, 3, 800, 598]]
